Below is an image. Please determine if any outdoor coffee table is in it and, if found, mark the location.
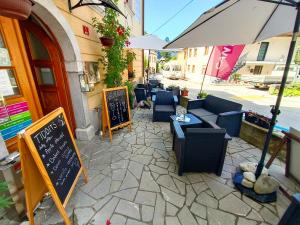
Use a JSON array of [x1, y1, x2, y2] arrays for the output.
[[170, 114, 203, 133], [170, 114, 203, 151]]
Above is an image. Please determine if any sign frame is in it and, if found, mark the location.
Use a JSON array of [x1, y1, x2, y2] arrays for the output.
[[102, 86, 132, 142], [19, 107, 88, 225]]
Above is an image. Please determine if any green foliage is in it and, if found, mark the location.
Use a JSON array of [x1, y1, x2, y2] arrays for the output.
[[0, 182, 12, 209], [294, 48, 300, 65], [124, 80, 135, 109], [269, 83, 300, 97], [198, 91, 208, 99], [92, 0, 135, 88], [230, 73, 241, 81], [160, 52, 172, 62], [144, 58, 148, 69]]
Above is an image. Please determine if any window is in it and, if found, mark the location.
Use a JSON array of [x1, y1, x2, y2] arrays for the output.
[[135, 0, 141, 21], [257, 42, 269, 61], [204, 47, 209, 55], [0, 31, 20, 97], [253, 66, 263, 75], [192, 65, 196, 73], [194, 48, 197, 57], [189, 49, 193, 58]]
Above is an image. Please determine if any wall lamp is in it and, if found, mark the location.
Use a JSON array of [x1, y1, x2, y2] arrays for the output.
[[68, 0, 126, 18]]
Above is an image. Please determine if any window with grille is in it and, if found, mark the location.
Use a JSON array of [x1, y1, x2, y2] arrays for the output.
[[257, 42, 269, 61]]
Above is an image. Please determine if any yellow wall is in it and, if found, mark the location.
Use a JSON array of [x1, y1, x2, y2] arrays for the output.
[[52, 0, 143, 110]]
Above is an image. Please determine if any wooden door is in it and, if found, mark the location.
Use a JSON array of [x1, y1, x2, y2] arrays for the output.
[[19, 19, 76, 133], [0, 17, 43, 152]]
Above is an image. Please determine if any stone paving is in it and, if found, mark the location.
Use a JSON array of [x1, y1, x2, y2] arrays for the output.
[[34, 107, 300, 225]]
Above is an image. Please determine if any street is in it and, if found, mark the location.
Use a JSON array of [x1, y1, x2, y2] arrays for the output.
[[153, 74, 300, 130]]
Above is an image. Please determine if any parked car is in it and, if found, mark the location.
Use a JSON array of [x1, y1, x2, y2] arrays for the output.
[[240, 65, 298, 88], [161, 63, 183, 80]]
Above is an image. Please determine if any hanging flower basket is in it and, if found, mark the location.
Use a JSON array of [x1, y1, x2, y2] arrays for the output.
[[100, 37, 115, 47], [0, 0, 34, 20]]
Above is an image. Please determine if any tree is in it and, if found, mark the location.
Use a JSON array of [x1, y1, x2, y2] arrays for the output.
[[160, 51, 172, 62]]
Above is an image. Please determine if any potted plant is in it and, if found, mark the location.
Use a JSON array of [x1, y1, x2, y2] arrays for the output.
[[181, 87, 189, 96], [197, 91, 208, 99], [0, 0, 34, 20], [92, 0, 135, 88]]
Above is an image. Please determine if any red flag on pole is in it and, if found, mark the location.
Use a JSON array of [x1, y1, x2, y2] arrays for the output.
[[205, 45, 245, 80]]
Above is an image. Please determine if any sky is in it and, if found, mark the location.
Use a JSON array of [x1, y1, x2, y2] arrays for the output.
[[144, 0, 223, 41]]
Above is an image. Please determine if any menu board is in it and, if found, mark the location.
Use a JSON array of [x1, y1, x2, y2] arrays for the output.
[[30, 113, 81, 204], [0, 102, 32, 140], [105, 88, 130, 128]]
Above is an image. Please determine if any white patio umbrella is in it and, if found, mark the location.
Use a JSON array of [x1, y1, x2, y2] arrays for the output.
[[126, 34, 168, 82], [164, 0, 300, 202], [127, 34, 179, 81], [127, 34, 168, 51]]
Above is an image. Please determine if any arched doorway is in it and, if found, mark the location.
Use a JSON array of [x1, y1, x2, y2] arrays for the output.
[[19, 18, 76, 133]]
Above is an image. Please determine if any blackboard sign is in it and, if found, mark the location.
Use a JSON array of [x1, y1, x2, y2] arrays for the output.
[[30, 113, 81, 204], [102, 87, 132, 142], [106, 89, 129, 128], [20, 108, 87, 225]]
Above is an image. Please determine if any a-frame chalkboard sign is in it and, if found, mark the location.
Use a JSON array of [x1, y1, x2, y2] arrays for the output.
[[18, 108, 88, 225], [102, 86, 132, 142]]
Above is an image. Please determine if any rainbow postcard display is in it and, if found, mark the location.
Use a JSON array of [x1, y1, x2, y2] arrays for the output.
[[0, 102, 32, 141]]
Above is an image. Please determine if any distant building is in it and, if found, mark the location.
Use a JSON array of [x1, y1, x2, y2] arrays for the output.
[[144, 50, 158, 74], [173, 35, 298, 81]]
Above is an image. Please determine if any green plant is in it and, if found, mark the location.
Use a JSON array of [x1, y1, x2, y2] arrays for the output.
[[92, 1, 135, 88], [124, 80, 135, 109], [230, 73, 241, 82], [270, 83, 300, 97], [198, 91, 208, 99], [0, 182, 12, 209]]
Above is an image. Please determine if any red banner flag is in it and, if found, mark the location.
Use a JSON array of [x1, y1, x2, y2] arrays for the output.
[[205, 45, 245, 80]]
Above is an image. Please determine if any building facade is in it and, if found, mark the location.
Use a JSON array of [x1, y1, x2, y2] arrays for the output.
[[0, 0, 144, 153], [237, 36, 294, 76], [174, 36, 296, 81], [144, 50, 157, 74]]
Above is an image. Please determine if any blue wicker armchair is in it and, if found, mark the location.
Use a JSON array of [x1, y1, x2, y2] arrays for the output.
[[173, 120, 231, 176], [134, 88, 147, 103], [152, 91, 177, 122]]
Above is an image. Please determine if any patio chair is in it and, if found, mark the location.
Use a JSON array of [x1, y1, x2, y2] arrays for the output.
[[134, 88, 147, 103], [166, 86, 181, 105], [136, 83, 146, 89], [152, 91, 177, 122], [173, 120, 231, 176]]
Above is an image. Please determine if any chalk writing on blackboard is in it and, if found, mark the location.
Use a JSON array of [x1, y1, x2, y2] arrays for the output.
[[106, 89, 129, 128], [31, 113, 81, 204]]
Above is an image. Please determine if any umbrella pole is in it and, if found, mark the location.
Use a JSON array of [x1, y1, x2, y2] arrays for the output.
[[255, 6, 300, 178], [199, 73, 206, 94], [147, 49, 150, 82]]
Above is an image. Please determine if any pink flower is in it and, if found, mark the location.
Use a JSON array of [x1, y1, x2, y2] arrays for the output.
[[106, 219, 111, 225]]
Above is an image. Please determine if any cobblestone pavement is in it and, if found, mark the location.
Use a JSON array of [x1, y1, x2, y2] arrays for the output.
[[35, 107, 300, 225]]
